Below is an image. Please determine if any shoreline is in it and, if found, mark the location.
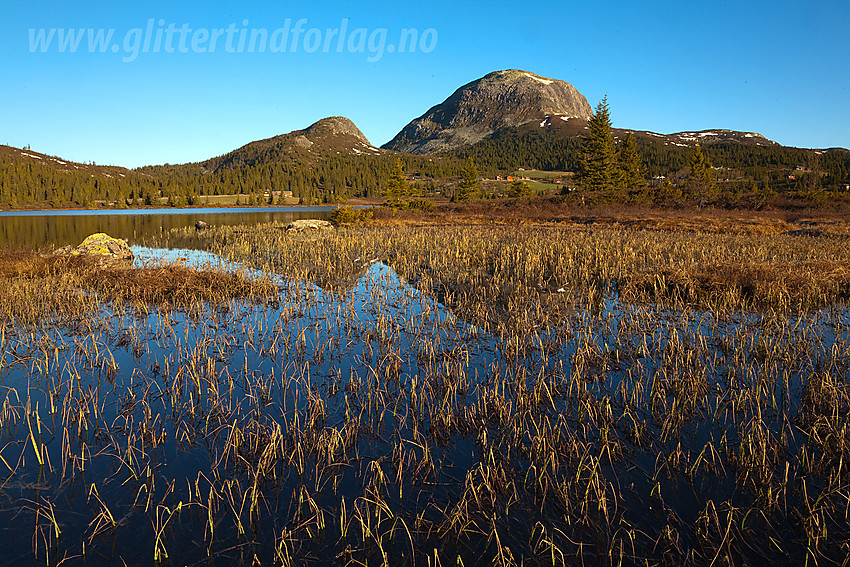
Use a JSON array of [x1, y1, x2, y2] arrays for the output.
[[0, 196, 387, 214]]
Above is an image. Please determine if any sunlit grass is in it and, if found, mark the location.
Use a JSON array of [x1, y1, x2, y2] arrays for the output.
[[0, 251, 277, 327], [0, 221, 849, 565]]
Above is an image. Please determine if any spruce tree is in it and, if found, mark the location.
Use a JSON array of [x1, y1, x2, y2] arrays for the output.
[[688, 146, 718, 204], [455, 156, 480, 202], [509, 179, 530, 197], [385, 158, 411, 203], [581, 95, 619, 191], [617, 132, 644, 191]]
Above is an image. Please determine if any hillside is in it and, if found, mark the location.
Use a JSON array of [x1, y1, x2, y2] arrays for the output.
[[445, 116, 850, 199], [0, 145, 134, 178], [133, 117, 458, 206], [0, 145, 149, 207], [383, 70, 593, 154], [198, 117, 386, 172], [383, 69, 784, 157]]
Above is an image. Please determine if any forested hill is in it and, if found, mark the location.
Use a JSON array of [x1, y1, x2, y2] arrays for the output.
[[0, 118, 462, 209], [446, 116, 850, 194], [0, 145, 149, 208], [3, 127, 849, 210], [134, 116, 460, 205], [199, 116, 383, 171]]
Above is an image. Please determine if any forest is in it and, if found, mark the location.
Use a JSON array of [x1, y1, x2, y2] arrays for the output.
[[1, 128, 849, 209], [0, 148, 461, 208]]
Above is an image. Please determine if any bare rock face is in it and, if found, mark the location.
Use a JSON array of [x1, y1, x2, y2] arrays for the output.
[[382, 69, 593, 154], [293, 135, 314, 149], [303, 117, 370, 145], [286, 219, 334, 233], [72, 233, 134, 261]]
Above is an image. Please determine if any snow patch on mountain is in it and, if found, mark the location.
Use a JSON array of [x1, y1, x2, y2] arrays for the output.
[[525, 72, 554, 85]]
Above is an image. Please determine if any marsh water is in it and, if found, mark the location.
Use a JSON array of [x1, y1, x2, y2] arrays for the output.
[[2, 237, 850, 564], [0, 206, 334, 249]]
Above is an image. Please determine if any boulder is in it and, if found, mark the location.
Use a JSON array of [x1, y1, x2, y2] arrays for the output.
[[72, 233, 134, 261], [195, 220, 209, 230], [286, 219, 334, 233]]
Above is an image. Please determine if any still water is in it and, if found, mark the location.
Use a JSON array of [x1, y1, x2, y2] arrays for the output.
[[0, 206, 334, 249]]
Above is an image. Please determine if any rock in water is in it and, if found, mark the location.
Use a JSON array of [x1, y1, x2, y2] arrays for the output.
[[286, 219, 334, 233], [72, 233, 134, 261]]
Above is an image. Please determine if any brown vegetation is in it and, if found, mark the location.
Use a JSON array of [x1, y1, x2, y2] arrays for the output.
[[0, 251, 276, 325], [2, 217, 850, 565], [624, 260, 850, 309], [368, 198, 850, 236]]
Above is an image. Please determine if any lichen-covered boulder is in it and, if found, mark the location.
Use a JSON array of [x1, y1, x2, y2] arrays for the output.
[[286, 219, 334, 233], [72, 233, 134, 261]]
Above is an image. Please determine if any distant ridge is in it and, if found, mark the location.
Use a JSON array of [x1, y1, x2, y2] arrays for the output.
[[0, 144, 132, 177]]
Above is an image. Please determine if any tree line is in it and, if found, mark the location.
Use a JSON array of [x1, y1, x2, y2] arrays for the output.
[[0, 148, 464, 208], [2, 105, 849, 209]]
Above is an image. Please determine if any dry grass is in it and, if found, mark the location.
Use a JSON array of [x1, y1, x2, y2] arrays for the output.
[[624, 260, 850, 309], [167, 221, 850, 319], [0, 251, 277, 326], [2, 219, 850, 565], [369, 199, 850, 236]]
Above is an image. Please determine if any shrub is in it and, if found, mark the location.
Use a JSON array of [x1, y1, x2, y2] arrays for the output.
[[330, 206, 373, 225]]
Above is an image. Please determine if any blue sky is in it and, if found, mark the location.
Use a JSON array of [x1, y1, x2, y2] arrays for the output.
[[2, 0, 849, 168]]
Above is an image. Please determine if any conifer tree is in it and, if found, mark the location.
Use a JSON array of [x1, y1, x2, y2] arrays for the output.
[[454, 156, 479, 201], [688, 145, 718, 203], [509, 179, 530, 197], [385, 158, 411, 201], [581, 95, 619, 191], [617, 132, 644, 191]]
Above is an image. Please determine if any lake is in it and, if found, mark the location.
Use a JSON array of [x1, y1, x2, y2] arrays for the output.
[[0, 206, 335, 250]]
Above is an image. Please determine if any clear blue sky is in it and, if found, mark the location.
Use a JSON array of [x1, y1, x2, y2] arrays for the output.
[[2, 0, 848, 168]]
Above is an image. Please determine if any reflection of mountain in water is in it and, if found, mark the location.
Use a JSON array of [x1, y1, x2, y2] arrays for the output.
[[135, 246, 480, 344]]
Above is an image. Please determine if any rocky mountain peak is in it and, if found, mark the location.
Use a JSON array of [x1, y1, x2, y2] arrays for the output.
[[303, 116, 370, 145], [382, 69, 593, 154]]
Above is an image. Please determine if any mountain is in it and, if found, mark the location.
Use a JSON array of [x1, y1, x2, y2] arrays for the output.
[[198, 116, 385, 172], [131, 116, 450, 206], [0, 144, 147, 207], [383, 69, 787, 156], [382, 69, 594, 154], [621, 128, 779, 149]]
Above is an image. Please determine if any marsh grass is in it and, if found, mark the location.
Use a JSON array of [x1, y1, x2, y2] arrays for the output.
[[1, 221, 849, 566], [166, 221, 850, 321], [624, 260, 850, 310], [0, 251, 277, 326], [369, 200, 850, 235]]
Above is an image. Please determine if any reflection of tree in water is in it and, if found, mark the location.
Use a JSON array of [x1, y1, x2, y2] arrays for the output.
[[0, 209, 331, 250]]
